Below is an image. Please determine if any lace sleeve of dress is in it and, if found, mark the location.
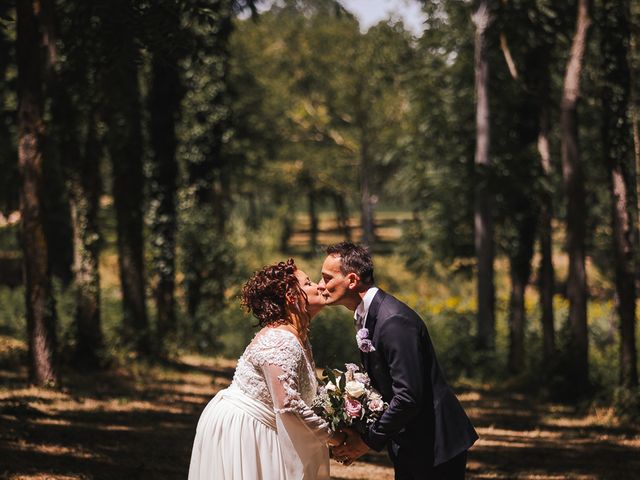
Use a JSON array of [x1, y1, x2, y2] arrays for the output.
[[253, 330, 330, 442]]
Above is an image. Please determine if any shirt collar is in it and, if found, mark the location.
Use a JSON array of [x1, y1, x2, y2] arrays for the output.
[[354, 287, 379, 325]]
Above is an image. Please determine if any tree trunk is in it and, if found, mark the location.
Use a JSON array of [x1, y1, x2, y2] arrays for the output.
[[39, 0, 73, 287], [280, 197, 294, 253], [308, 188, 318, 252], [360, 131, 375, 247], [333, 193, 351, 241], [560, 0, 591, 393], [149, 31, 182, 348], [53, 85, 104, 368], [508, 264, 526, 374], [601, 0, 638, 388], [17, 0, 58, 385], [473, 0, 495, 350], [101, 2, 150, 355], [70, 115, 103, 368], [537, 64, 556, 364], [508, 218, 536, 374], [247, 191, 259, 230], [630, 7, 640, 248]]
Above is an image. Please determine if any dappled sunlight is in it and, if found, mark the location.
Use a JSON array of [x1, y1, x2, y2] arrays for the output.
[[458, 391, 483, 402], [4, 440, 110, 462], [2, 355, 638, 479]]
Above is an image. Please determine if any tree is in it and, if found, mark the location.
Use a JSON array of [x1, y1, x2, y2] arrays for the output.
[[400, 0, 476, 278], [145, 0, 184, 349], [561, 0, 591, 392], [0, 3, 19, 217], [99, 0, 150, 355], [601, 0, 638, 388], [529, 1, 558, 365], [473, 0, 495, 350], [16, 0, 58, 385], [495, 0, 560, 374], [52, 0, 105, 367], [180, 0, 235, 331], [630, 0, 640, 268], [230, 3, 412, 254]]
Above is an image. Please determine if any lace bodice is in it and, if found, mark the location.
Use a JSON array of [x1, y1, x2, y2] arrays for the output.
[[231, 328, 329, 440]]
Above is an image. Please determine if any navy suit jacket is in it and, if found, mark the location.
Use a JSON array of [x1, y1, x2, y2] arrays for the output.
[[360, 289, 478, 467]]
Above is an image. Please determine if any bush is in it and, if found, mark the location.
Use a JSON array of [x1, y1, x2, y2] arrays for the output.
[[309, 307, 360, 369], [613, 386, 640, 423], [0, 286, 25, 338]]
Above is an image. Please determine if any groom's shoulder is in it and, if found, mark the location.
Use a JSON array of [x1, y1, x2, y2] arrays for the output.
[[376, 290, 421, 321]]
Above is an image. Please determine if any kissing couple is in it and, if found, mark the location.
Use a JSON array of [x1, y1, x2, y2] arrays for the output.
[[188, 242, 478, 480]]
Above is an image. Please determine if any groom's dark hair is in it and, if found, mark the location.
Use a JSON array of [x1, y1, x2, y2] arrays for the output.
[[326, 242, 375, 285]]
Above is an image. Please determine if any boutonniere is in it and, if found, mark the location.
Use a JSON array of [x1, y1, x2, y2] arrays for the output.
[[356, 328, 376, 353]]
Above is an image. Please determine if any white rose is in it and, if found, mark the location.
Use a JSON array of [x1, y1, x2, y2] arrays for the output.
[[345, 380, 366, 398], [325, 382, 337, 392]]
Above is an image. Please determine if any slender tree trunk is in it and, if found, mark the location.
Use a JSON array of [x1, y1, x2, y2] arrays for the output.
[[275, 192, 294, 253], [149, 32, 182, 348], [537, 66, 556, 363], [70, 115, 103, 368], [53, 86, 104, 368], [508, 265, 526, 373], [247, 191, 259, 230], [308, 188, 318, 252], [601, 0, 638, 388], [333, 193, 351, 241], [37, 0, 73, 287], [280, 216, 293, 252], [473, 0, 495, 350], [47, 0, 105, 368], [360, 130, 375, 247], [560, 0, 591, 393], [101, 2, 150, 355], [630, 10, 640, 241], [17, 0, 58, 386], [508, 219, 536, 374]]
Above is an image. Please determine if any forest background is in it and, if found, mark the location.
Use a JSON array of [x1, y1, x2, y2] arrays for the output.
[[1, 0, 640, 478]]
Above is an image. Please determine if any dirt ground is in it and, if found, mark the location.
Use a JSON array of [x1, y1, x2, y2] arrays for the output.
[[1, 353, 639, 480]]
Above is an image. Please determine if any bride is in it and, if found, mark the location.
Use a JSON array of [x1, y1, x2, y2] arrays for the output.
[[188, 259, 346, 479]]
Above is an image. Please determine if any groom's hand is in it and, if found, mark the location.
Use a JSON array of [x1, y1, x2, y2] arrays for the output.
[[332, 427, 369, 465]]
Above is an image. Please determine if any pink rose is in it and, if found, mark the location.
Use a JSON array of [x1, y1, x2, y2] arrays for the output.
[[368, 397, 385, 412], [344, 396, 362, 418]]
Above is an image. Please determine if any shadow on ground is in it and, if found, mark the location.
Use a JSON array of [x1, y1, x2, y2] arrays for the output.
[[1, 358, 639, 480]]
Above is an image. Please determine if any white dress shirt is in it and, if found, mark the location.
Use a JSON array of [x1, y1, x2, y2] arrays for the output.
[[354, 287, 379, 330]]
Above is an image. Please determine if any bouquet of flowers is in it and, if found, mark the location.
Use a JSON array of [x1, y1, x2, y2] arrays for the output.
[[312, 363, 388, 434]]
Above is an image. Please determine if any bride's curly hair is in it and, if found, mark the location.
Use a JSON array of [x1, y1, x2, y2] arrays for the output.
[[241, 259, 305, 328]]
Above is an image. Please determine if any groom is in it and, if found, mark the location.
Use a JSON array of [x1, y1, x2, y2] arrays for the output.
[[319, 242, 478, 480]]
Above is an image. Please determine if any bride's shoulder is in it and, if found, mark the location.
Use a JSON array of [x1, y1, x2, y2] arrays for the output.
[[259, 327, 301, 347], [246, 327, 303, 363]]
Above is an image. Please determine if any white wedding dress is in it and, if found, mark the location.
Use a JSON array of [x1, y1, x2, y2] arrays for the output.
[[188, 328, 330, 480]]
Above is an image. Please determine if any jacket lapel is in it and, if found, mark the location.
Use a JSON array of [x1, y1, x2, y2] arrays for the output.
[[361, 289, 384, 371]]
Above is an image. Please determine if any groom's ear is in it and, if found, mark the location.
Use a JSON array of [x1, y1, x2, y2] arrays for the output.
[[346, 272, 360, 289]]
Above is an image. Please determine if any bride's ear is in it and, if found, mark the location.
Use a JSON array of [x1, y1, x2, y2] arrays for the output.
[[285, 290, 297, 305]]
